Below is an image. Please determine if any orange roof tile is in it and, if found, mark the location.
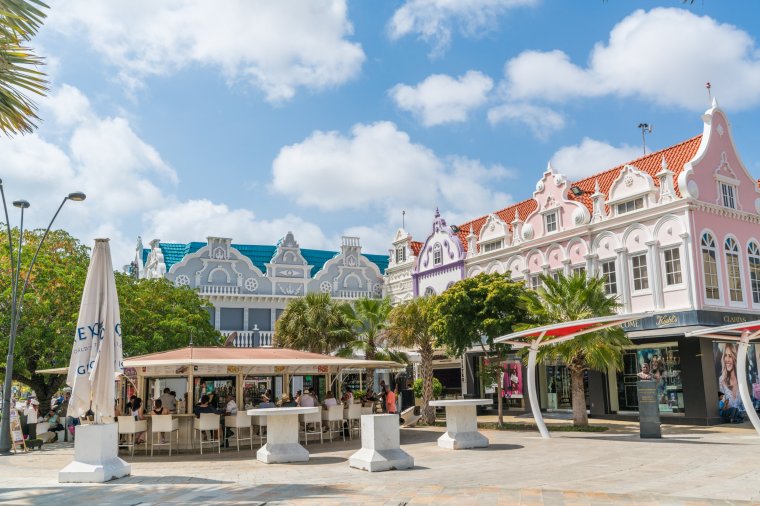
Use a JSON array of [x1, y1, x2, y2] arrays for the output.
[[455, 135, 702, 253], [411, 241, 423, 256]]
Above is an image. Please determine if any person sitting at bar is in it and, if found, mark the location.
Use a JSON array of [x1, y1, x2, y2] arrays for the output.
[[294, 390, 302, 406], [299, 389, 315, 407], [341, 387, 354, 406], [194, 395, 215, 441], [152, 399, 170, 443], [257, 395, 275, 408], [278, 393, 296, 407], [322, 391, 338, 410], [132, 397, 146, 444], [224, 394, 238, 447]]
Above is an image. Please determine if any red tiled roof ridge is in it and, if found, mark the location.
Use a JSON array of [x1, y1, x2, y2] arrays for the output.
[[570, 134, 702, 188], [452, 133, 703, 253]]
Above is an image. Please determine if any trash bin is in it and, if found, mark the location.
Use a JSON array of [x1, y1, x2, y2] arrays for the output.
[[400, 389, 415, 412]]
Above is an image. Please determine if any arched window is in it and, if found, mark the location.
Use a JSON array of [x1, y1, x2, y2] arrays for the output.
[[433, 243, 442, 265], [424, 287, 436, 296], [724, 237, 743, 303], [748, 242, 760, 304], [395, 246, 406, 263], [701, 233, 720, 300]]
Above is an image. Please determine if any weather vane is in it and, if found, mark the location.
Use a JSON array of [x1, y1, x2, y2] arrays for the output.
[[637, 123, 652, 155]]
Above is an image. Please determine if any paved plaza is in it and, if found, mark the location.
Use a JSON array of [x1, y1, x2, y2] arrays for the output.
[[1, 418, 759, 505]]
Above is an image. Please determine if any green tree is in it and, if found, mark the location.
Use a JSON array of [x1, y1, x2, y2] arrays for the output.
[[522, 272, 629, 427], [432, 273, 530, 426], [386, 296, 438, 424], [0, 0, 49, 135], [274, 293, 351, 354], [114, 274, 220, 356], [0, 228, 88, 410], [337, 297, 392, 361], [0, 229, 221, 409]]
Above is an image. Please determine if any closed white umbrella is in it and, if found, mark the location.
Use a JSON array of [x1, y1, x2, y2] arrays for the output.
[[65, 239, 123, 421]]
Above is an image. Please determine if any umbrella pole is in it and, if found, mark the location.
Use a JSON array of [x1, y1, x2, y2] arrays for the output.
[[527, 344, 550, 439], [736, 333, 760, 437]]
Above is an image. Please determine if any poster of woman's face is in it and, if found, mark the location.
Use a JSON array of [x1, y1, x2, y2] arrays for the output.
[[713, 342, 760, 410]]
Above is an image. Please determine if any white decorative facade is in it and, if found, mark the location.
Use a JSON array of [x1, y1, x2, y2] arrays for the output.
[[135, 233, 388, 348], [388, 101, 760, 424]]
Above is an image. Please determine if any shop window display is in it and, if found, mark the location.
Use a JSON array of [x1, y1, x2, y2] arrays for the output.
[[545, 365, 588, 410], [617, 345, 682, 413], [713, 342, 760, 413]]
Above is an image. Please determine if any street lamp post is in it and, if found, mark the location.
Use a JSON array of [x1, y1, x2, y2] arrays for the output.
[[0, 183, 86, 454]]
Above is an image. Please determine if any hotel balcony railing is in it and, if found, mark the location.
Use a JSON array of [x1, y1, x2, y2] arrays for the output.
[[220, 330, 274, 348]]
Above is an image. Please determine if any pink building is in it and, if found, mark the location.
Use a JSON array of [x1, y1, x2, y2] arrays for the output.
[[387, 100, 760, 424]]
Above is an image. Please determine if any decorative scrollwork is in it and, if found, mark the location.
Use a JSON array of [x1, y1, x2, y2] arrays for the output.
[[175, 274, 190, 287], [244, 277, 258, 292], [320, 281, 333, 293]]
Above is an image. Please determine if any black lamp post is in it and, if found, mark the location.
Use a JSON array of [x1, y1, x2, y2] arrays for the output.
[[0, 184, 86, 454]]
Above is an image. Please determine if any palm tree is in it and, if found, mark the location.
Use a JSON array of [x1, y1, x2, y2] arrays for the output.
[[521, 272, 630, 427], [337, 297, 405, 390], [386, 296, 437, 424], [0, 0, 49, 135], [274, 293, 351, 354]]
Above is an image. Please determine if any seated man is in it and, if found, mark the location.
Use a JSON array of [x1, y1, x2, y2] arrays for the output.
[[257, 395, 275, 409], [322, 391, 338, 410]]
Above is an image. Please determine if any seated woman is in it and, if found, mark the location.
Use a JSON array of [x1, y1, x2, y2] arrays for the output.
[[131, 398, 146, 444], [44, 408, 65, 432], [193, 395, 216, 441], [151, 399, 170, 443], [278, 393, 296, 407]]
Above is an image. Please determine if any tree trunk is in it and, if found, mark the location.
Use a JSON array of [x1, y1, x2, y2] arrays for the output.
[[420, 345, 434, 424], [570, 368, 588, 427]]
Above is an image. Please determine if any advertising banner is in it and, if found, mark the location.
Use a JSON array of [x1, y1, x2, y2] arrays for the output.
[[503, 361, 523, 399], [713, 341, 760, 411]]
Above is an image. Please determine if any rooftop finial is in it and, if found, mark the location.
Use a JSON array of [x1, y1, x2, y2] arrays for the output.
[[434, 207, 440, 218], [546, 161, 553, 173], [513, 209, 521, 221], [594, 178, 600, 194], [402, 209, 406, 229], [661, 155, 668, 171], [706, 81, 711, 102]]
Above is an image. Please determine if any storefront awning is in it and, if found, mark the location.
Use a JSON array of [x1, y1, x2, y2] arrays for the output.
[[494, 313, 652, 348], [37, 346, 403, 376]]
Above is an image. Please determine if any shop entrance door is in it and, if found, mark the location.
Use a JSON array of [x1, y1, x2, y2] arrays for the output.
[[546, 365, 589, 410]]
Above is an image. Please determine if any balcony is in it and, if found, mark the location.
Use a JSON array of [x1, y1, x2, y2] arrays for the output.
[[220, 330, 274, 348]]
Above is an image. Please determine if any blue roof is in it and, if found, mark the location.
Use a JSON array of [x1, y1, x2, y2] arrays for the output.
[[145, 242, 388, 275]]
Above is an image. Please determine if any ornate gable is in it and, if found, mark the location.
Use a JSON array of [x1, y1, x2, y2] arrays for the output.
[[267, 231, 310, 279]]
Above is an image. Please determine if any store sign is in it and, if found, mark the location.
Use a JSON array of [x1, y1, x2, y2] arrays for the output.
[[655, 314, 679, 327]]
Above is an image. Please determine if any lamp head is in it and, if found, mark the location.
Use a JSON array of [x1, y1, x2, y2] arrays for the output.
[[67, 192, 86, 202], [12, 200, 30, 209]]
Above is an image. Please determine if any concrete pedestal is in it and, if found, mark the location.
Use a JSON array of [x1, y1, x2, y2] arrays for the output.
[[249, 407, 318, 464], [349, 414, 414, 472], [59, 423, 130, 483], [429, 399, 490, 450]]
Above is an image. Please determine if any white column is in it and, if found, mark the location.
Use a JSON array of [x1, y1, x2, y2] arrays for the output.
[[562, 259, 571, 276], [737, 334, 760, 437], [528, 345, 550, 439], [585, 254, 597, 277], [680, 232, 696, 309], [243, 308, 249, 332], [615, 247, 631, 313], [214, 306, 221, 331], [646, 240, 663, 309]]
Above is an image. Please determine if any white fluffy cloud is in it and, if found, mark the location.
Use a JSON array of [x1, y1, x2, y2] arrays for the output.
[[142, 200, 331, 250], [271, 121, 513, 233], [389, 0, 538, 55], [0, 84, 338, 266], [487, 102, 565, 140], [47, 0, 365, 101], [390, 71, 493, 126], [503, 8, 760, 111], [550, 138, 641, 180]]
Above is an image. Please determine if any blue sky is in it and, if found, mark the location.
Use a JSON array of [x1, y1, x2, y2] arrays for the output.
[[3, 0, 760, 266]]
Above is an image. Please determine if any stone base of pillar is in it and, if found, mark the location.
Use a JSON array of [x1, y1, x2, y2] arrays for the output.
[[59, 423, 130, 483], [348, 414, 414, 472], [437, 430, 489, 450], [257, 442, 309, 464], [349, 447, 414, 472]]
